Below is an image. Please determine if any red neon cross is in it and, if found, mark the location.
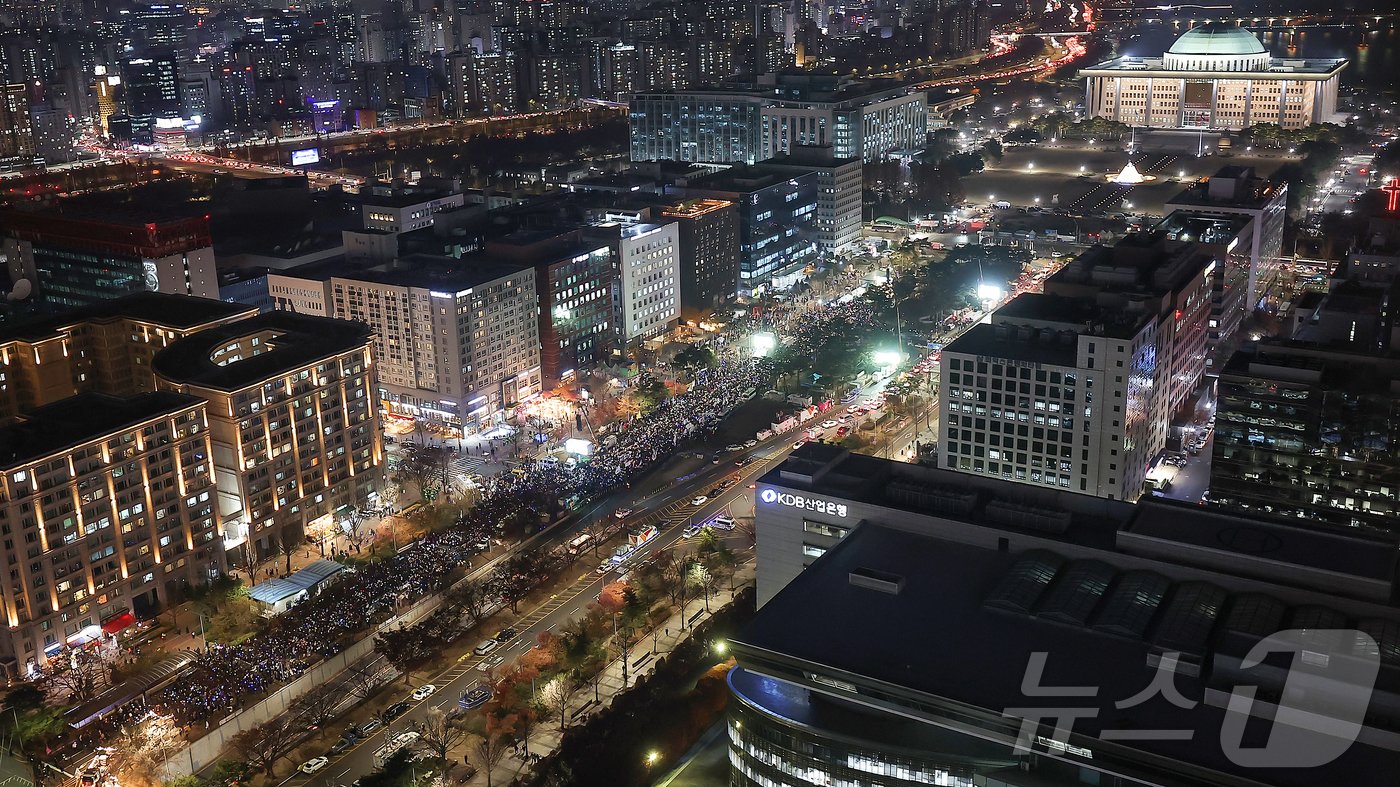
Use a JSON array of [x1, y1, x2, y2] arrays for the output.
[[1383, 177, 1400, 213]]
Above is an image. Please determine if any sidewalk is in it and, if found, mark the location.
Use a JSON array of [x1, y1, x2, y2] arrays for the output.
[[474, 562, 757, 786]]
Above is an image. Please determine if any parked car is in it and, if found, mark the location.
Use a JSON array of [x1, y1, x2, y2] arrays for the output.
[[300, 757, 330, 774], [691, 495, 709, 506], [682, 524, 704, 540], [383, 702, 410, 721], [743, 439, 759, 449], [473, 639, 500, 656], [711, 515, 736, 530], [358, 718, 383, 736], [411, 684, 437, 701], [328, 739, 354, 756]]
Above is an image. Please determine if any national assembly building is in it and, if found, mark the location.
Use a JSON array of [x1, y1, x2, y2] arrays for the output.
[[1080, 24, 1345, 131]]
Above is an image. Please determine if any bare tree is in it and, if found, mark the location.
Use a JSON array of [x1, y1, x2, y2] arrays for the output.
[[291, 683, 341, 731], [227, 715, 300, 775], [344, 659, 387, 704], [414, 707, 468, 763], [106, 715, 182, 787], [537, 672, 584, 733], [345, 516, 371, 554], [471, 732, 509, 787]]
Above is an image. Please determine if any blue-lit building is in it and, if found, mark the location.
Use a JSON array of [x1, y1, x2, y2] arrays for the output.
[[681, 165, 817, 296]]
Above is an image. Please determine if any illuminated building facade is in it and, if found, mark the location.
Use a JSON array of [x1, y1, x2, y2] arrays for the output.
[[153, 311, 384, 563], [1081, 24, 1345, 131]]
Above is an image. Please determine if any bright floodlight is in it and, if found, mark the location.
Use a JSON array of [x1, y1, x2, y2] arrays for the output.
[[564, 438, 592, 456], [873, 350, 902, 367], [977, 282, 1004, 302], [750, 332, 777, 357]]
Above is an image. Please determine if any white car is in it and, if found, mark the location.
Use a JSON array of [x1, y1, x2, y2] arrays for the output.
[[614, 507, 634, 519], [300, 757, 330, 775], [682, 524, 704, 540], [691, 495, 709, 506], [411, 684, 437, 701], [476, 654, 505, 672], [473, 639, 500, 656], [821, 419, 838, 429]]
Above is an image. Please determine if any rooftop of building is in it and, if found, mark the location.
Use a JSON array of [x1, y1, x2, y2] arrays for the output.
[[351, 183, 463, 209], [0, 181, 210, 229], [1080, 53, 1346, 75], [1050, 232, 1215, 298], [763, 444, 1400, 598], [0, 391, 206, 468], [1167, 23, 1267, 56], [987, 292, 1153, 339], [1221, 340, 1400, 390], [733, 520, 1400, 787], [659, 198, 736, 218], [633, 71, 916, 105], [276, 253, 533, 291], [944, 321, 1080, 366], [684, 164, 812, 194], [1155, 211, 1252, 245], [0, 293, 256, 344], [1166, 167, 1287, 212], [152, 311, 373, 391], [764, 145, 860, 169]]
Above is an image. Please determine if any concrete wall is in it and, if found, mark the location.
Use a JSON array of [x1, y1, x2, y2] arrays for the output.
[[160, 592, 444, 778]]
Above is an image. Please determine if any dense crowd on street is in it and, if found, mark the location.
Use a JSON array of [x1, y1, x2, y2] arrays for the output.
[[155, 357, 774, 724]]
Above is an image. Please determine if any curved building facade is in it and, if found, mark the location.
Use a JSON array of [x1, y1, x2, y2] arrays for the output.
[[1079, 24, 1345, 130]]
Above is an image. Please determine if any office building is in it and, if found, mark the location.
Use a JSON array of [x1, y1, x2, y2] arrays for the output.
[[1156, 210, 1254, 365], [153, 311, 384, 562], [360, 187, 467, 232], [1166, 166, 1288, 316], [761, 146, 862, 255], [122, 54, 182, 143], [0, 83, 34, 168], [940, 235, 1214, 502], [487, 230, 615, 385], [268, 255, 542, 431], [629, 73, 928, 164], [1210, 342, 1400, 532], [681, 165, 817, 296], [1, 204, 219, 319], [1080, 24, 1345, 130], [661, 198, 741, 318], [738, 444, 1400, 786], [585, 219, 681, 346]]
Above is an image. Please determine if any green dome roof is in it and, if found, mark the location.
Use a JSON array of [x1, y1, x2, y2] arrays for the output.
[[1167, 24, 1266, 56]]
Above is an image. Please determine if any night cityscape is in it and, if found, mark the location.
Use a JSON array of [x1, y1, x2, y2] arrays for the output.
[[0, 0, 1398, 784]]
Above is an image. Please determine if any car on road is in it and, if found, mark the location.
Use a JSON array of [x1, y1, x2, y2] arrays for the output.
[[358, 718, 383, 736], [300, 757, 330, 774], [596, 561, 614, 575], [328, 738, 354, 756], [476, 654, 505, 672], [743, 439, 759, 449], [458, 685, 493, 711], [383, 702, 410, 721], [725, 444, 743, 452], [691, 495, 709, 506], [792, 440, 807, 450], [411, 684, 437, 701], [614, 507, 634, 519], [682, 524, 705, 540], [821, 419, 838, 429], [473, 639, 500, 656], [734, 457, 752, 467], [712, 515, 735, 530], [495, 627, 517, 643], [707, 487, 724, 498], [474, 538, 491, 551]]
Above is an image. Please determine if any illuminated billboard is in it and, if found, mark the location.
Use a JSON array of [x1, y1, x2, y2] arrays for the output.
[[290, 148, 320, 166]]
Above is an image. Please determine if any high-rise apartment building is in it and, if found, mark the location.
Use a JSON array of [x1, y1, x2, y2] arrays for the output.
[[446, 49, 519, 117], [153, 311, 384, 561], [1210, 342, 1400, 532], [661, 198, 740, 318], [1, 205, 219, 320], [630, 73, 927, 164], [0, 83, 34, 168], [939, 235, 1214, 502], [268, 255, 542, 431]]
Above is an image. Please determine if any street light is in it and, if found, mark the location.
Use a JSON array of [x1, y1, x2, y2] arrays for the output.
[[646, 751, 661, 767], [713, 639, 728, 656]]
